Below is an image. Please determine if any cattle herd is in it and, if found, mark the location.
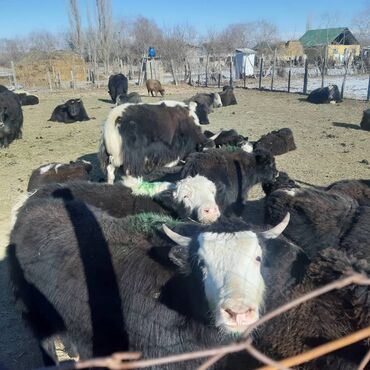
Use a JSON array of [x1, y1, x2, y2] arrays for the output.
[[1, 74, 370, 369]]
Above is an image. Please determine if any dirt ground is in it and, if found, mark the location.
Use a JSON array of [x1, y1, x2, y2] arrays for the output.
[[0, 85, 369, 369]]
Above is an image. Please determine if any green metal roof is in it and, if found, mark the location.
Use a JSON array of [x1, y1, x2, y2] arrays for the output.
[[299, 27, 358, 47]]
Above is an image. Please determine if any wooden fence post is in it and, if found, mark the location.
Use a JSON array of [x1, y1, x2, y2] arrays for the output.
[[321, 45, 327, 88], [303, 57, 308, 94], [341, 53, 351, 100], [70, 70, 75, 89], [120, 59, 123, 74], [259, 56, 263, 89], [367, 75, 370, 101], [271, 48, 277, 91], [47, 71, 53, 91], [197, 74, 200, 86], [218, 73, 221, 88], [205, 55, 209, 87], [288, 68, 291, 93], [11, 61, 17, 87], [229, 55, 233, 87]]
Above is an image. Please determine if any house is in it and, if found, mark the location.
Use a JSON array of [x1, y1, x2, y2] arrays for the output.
[[234, 48, 256, 78], [276, 40, 305, 62], [299, 27, 361, 63]]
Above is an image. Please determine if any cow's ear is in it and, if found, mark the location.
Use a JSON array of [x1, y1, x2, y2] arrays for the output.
[[115, 116, 122, 125]]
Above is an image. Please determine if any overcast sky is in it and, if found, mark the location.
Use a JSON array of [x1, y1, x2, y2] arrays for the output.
[[0, 0, 367, 40]]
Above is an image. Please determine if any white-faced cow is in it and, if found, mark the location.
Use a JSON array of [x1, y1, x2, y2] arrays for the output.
[[108, 73, 128, 103], [22, 174, 220, 224], [0, 90, 23, 148], [49, 99, 90, 123], [307, 84, 341, 104], [99, 101, 215, 183], [8, 195, 289, 365], [185, 92, 222, 113]]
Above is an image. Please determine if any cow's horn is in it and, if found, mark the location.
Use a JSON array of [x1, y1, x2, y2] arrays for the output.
[[163, 225, 191, 247], [261, 213, 290, 239], [208, 130, 223, 141]]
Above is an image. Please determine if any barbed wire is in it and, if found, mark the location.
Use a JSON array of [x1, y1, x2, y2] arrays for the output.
[[34, 272, 370, 370]]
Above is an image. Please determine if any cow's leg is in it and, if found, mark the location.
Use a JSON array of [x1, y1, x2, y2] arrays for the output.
[[107, 164, 116, 184]]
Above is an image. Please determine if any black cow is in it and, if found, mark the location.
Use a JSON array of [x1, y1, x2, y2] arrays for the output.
[[27, 160, 92, 192], [48, 99, 90, 123], [307, 84, 341, 104], [108, 73, 128, 103], [203, 129, 250, 150], [16, 92, 39, 106], [219, 86, 237, 106], [253, 128, 296, 156], [181, 148, 277, 215], [326, 179, 370, 206], [99, 101, 215, 182], [8, 196, 288, 366], [0, 90, 23, 148], [116, 92, 142, 105], [360, 109, 370, 131]]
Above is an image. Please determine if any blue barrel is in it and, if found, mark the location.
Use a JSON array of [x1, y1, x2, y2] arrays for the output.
[[148, 47, 156, 58]]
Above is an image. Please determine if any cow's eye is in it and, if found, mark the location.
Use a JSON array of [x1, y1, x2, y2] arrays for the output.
[[256, 256, 262, 263]]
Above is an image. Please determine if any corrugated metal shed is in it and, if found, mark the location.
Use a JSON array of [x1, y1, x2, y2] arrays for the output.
[[299, 27, 358, 47]]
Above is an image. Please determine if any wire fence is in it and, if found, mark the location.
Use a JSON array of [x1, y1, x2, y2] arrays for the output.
[[33, 272, 370, 370]]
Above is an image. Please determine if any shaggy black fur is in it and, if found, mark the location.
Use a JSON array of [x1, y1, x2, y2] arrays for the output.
[[219, 86, 237, 106], [262, 171, 300, 196], [48, 99, 90, 123], [8, 197, 259, 368], [0, 90, 23, 148], [203, 129, 248, 147], [27, 161, 92, 191], [181, 148, 277, 215], [326, 179, 370, 206], [108, 73, 128, 103], [360, 109, 370, 131], [16, 93, 39, 106], [253, 128, 296, 156], [307, 85, 341, 104]]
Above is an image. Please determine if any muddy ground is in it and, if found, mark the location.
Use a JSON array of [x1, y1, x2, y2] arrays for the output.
[[0, 85, 369, 369]]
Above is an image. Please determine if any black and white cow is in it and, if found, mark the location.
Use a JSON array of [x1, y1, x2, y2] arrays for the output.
[[185, 92, 222, 112], [360, 109, 370, 131], [181, 148, 277, 215], [0, 90, 23, 148], [27, 160, 92, 192], [99, 101, 215, 183], [108, 73, 128, 103], [48, 99, 90, 123], [307, 84, 341, 104], [203, 129, 251, 150], [8, 195, 289, 365], [22, 175, 220, 224]]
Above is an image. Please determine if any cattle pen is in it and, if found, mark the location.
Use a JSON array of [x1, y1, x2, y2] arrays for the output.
[[0, 84, 369, 369]]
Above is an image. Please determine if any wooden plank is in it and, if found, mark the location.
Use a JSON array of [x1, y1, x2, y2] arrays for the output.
[[259, 57, 263, 89], [367, 74, 370, 101], [271, 48, 277, 91], [303, 57, 308, 94]]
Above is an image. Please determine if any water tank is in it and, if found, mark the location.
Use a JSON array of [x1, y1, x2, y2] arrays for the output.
[[148, 47, 156, 58]]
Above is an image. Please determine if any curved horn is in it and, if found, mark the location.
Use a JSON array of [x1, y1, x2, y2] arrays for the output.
[[162, 224, 191, 247], [208, 130, 223, 141], [261, 212, 290, 239]]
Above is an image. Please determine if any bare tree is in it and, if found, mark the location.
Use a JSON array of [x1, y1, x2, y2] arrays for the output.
[[96, 0, 113, 74], [67, 0, 84, 56], [27, 31, 59, 53], [352, 3, 370, 46]]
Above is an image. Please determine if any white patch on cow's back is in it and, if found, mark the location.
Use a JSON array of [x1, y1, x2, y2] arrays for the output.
[[283, 188, 299, 197], [197, 229, 265, 333], [39, 163, 56, 174], [187, 101, 201, 126]]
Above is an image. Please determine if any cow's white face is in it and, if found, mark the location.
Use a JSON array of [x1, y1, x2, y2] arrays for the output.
[[174, 175, 220, 223], [198, 231, 264, 334], [213, 93, 223, 108]]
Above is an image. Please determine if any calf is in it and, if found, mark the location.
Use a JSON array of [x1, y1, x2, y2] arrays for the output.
[[203, 129, 251, 151], [182, 148, 277, 215], [326, 179, 370, 206], [360, 109, 370, 131], [219, 86, 237, 106], [8, 196, 288, 365], [0, 90, 23, 148], [146, 79, 165, 97], [116, 92, 142, 105], [253, 128, 296, 156], [307, 84, 341, 104], [49, 99, 90, 123], [108, 73, 128, 103], [99, 101, 214, 182], [27, 160, 92, 192]]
